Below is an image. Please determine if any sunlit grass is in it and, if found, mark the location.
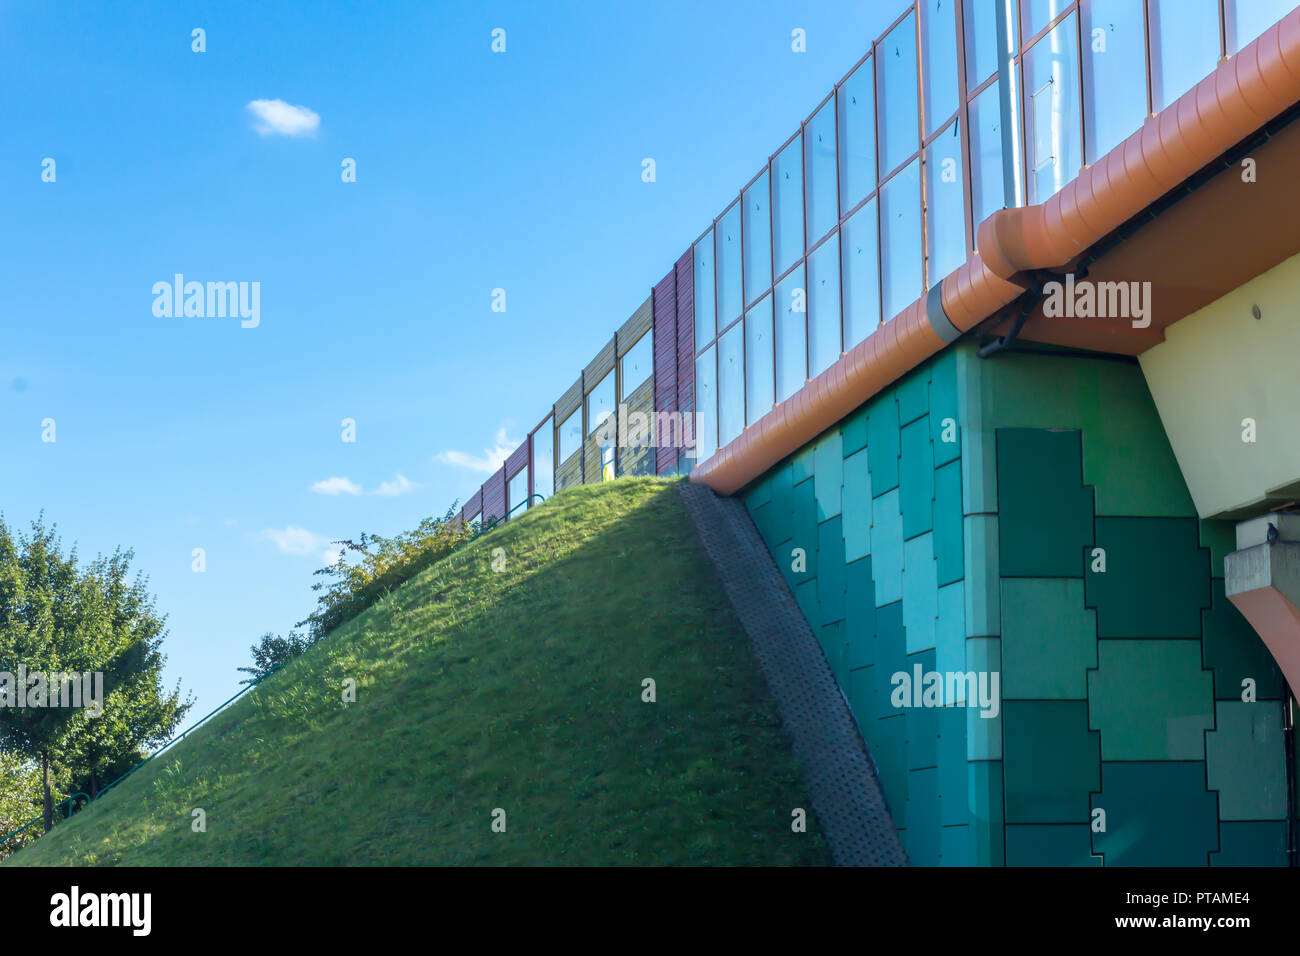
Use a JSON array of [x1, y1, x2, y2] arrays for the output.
[[9, 478, 829, 866]]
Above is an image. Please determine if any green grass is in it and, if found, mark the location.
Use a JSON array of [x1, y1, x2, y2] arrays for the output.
[[8, 478, 830, 866]]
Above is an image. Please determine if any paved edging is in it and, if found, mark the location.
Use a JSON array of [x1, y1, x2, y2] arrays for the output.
[[678, 482, 907, 867]]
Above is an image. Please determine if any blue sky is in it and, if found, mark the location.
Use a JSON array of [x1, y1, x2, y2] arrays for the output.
[[0, 0, 903, 715]]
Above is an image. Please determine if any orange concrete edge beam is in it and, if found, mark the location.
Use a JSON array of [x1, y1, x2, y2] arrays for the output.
[[1229, 587, 1300, 700], [691, 10, 1300, 497]]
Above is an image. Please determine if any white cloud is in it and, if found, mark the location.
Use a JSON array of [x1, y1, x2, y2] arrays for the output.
[[373, 474, 418, 497], [310, 476, 363, 496], [246, 98, 320, 137], [435, 427, 517, 475], [260, 526, 334, 562], [309, 474, 419, 497]]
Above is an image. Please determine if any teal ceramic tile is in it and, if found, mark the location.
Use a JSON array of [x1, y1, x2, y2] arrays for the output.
[[1006, 825, 1101, 866], [872, 489, 904, 606], [1206, 701, 1287, 821], [940, 825, 971, 866], [845, 556, 877, 670], [843, 405, 869, 457], [963, 514, 999, 638], [1092, 762, 1218, 866], [896, 366, 931, 426], [817, 516, 846, 624], [1087, 640, 1214, 761], [1000, 578, 1096, 699], [1003, 700, 1099, 824], [933, 460, 964, 585], [900, 418, 935, 539], [905, 767, 941, 864], [1086, 517, 1210, 639], [930, 351, 962, 467], [903, 534, 938, 654], [996, 429, 1094, 578], [866, 393, 900, 493], [813, 431, 843, 519], [966, 637, 1002, 761], [843, 449, 873, 561], [968, 760, 1004, 866], [935, 581, 965, 675], [1212, 821, 1287, 866]]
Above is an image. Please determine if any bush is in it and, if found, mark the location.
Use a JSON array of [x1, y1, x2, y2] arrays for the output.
[[0, 753, 50, 855], [237, 631, 315, 685], [296, 504, 477, 641]]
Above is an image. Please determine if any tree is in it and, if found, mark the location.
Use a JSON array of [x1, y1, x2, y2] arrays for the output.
[[0, 515, 191, 830], [237, 631, 313, 685]]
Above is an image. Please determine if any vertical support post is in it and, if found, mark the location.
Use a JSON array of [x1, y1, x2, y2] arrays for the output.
[[996, 0, 1020, 211]]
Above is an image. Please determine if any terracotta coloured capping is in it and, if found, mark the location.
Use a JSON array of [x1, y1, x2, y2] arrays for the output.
[[691, 10, 1300, 497], [976, 11, 1300, 282]]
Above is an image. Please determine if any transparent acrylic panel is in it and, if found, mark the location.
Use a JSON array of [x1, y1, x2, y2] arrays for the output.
[[880, 159, 922, 322], [715, 201, 743, 330], [925, 118, 966, 285], [772, 135, 805, 277], [745, 293, 775, 426], [559, 408, 581, 463], [966, 0, 1019, 86], [532, 418, 554, 500], [743, 169, 772, 306], [1227, 0, 1295, 52], [1082, 0, 1148, 164], [841, 197, 881, 348], [1022, 0, 1070, 40], [921, 0, 960, 136], [807, 233, 842, 378], [878, 11, 920, 176], [970, 80, 1011, 229], [1023, 12, 1082, 205], [586, 370, 616, 439], [805, 98, 839, 247], [693, 232, 715, 354], [508, 466, 529, 513], [694, 346, 717, 462], [717, 321, 745, 447], [1150, 0, 1220, 112], [775, 264, 807, 404], [838, 56, 876, 215], [620, 330, 653, 397]]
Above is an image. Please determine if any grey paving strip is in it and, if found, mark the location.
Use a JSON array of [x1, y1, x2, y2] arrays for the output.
[[679, 481, 908, 867]]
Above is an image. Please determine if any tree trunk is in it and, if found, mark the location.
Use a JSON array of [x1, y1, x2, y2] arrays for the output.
[[41, 750, 53, 834], [90, 769, 99, 800]]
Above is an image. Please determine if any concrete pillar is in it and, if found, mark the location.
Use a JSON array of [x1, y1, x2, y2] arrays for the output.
[[1226, 514, 1300, 692]]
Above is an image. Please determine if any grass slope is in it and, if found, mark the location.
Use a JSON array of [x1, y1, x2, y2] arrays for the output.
[[10, 479, 830, 866]]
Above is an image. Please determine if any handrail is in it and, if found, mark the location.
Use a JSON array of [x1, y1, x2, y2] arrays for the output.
[[0, 664, 284, 849], [0, 793, 89, 848], [1, 490, 552, 853], [470, 494, 546, 542]]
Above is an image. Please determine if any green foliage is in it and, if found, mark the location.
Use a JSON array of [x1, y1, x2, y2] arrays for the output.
[[0, 514, 191, 828], [9, 480, 830, 866], [296, 503, 476, 641], [237, 631, 314, 684], [0, 752, 56, 856]]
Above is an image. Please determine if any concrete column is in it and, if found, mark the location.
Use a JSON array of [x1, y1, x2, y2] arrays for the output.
[[1226, 514, 1300, 692]]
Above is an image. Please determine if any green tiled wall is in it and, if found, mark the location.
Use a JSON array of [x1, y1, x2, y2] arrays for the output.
[[741, 341, 1291, 866], [743, 346, 996, 865]]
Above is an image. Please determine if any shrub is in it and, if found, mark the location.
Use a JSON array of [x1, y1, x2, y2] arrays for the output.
[[296, 504, 477, 641]]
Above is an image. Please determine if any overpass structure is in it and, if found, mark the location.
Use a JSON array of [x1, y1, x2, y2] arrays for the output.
[[459, 0, 1300, 865]]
